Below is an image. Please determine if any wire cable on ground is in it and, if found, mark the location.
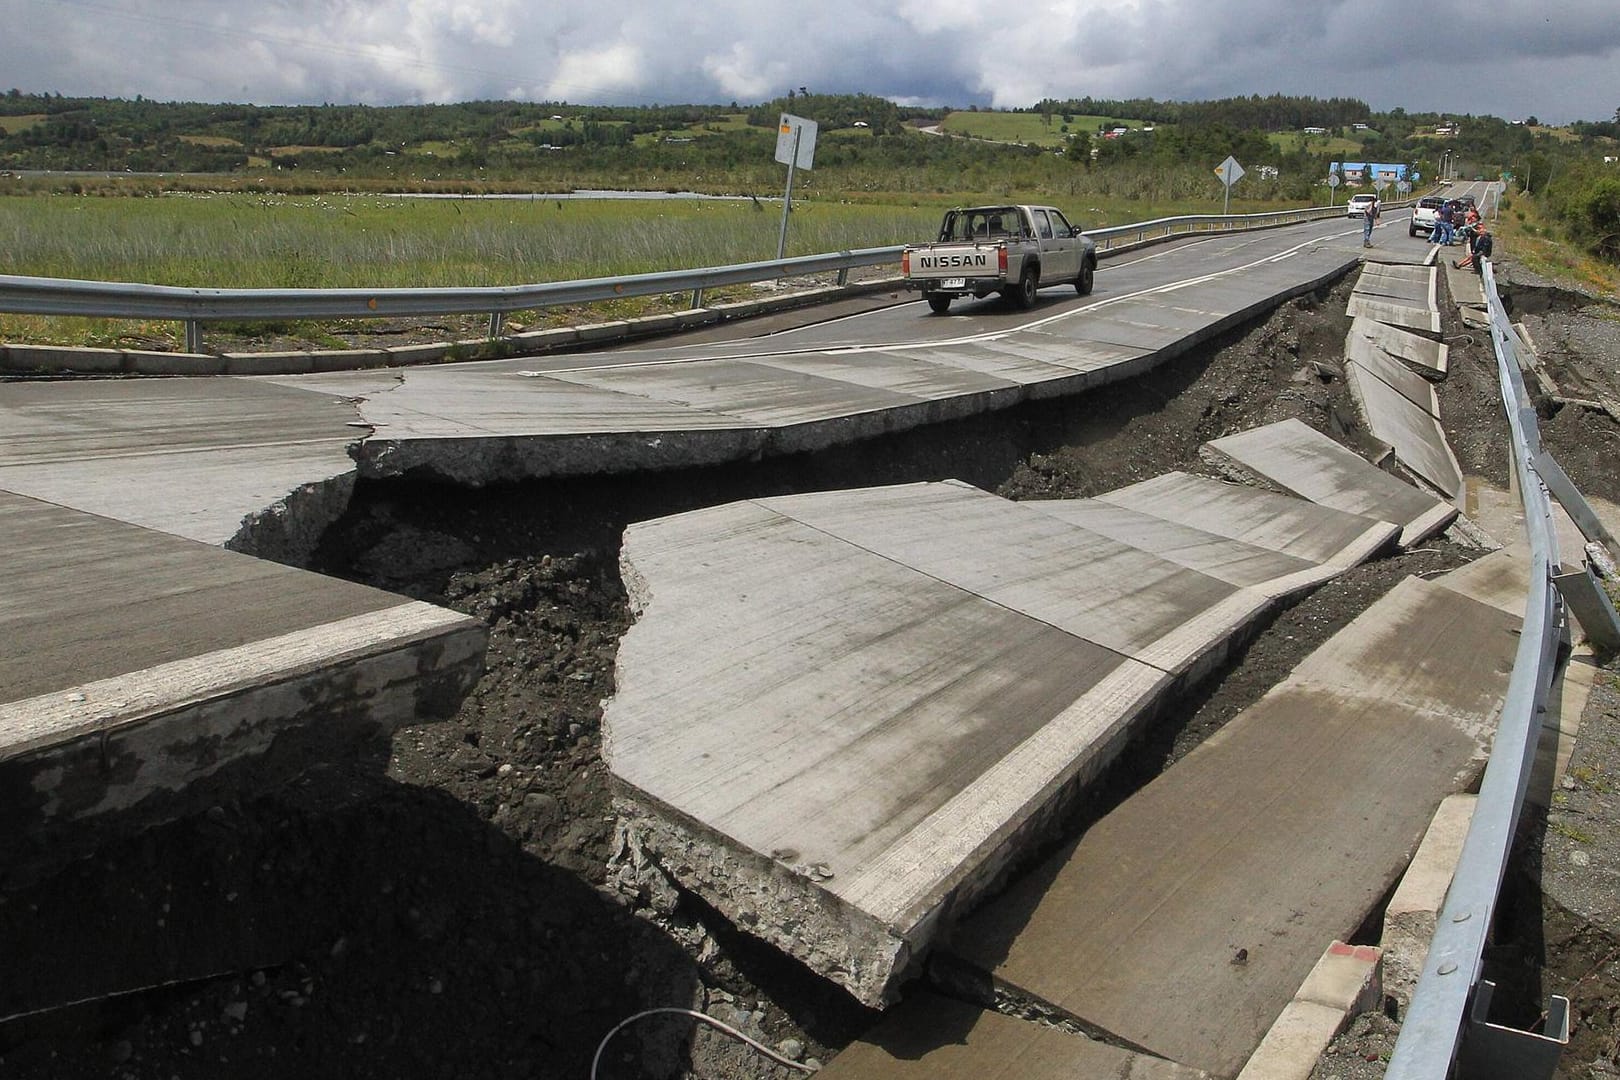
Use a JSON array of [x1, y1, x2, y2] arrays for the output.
[[590, 1007, 818, 1078]]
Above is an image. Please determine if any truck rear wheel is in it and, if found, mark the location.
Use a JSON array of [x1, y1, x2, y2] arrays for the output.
[[1075, 259, 1095, 296], [926, 294, 952, 314], [1010, 268, 1038, 310]]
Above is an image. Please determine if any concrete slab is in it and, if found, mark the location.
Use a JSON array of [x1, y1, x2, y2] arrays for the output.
[[605, 481, 1298, 1006], [547, 358, 925, 427], [1345, 330, 1443, 413], [1441, 258, 1486, 308], [755, 481, 1272, 679], [942, 577, 1517, 1078], [1434, 544, 1531, 615], [1343, 360, 1466, 504], [1019, 497, 1337, 598], [0, 378, 361, 561], [817, 991, 1208, 1080], [1202, 419, 1457, 546], [1345, 294, 1441, 335], [1353, 264, 1435, 306], [0, 491, 485, 859], [1348, 316, 1448, 378], [1096, 471, 1400, 569], [1348, 264, 1439, 337]]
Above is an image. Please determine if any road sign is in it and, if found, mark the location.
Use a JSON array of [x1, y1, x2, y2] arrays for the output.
[[1326, 174, 1341, 187], [1373, 177, 1389, 193], [1214, 156, 1244, 214], [1396, 180, 1411, 196], [775, 114, 817, 171], [774, 114, 818, 260]]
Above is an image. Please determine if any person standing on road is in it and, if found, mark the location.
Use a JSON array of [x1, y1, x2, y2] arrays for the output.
[[1362, 196, 1380, 247], [1433, 200, 1454, 245]]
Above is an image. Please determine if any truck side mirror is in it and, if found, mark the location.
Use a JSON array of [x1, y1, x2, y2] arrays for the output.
[[1071, 226, 1085, 238]]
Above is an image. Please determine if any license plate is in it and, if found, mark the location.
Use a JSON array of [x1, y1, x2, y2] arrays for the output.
[[940, 277, 966, 289]]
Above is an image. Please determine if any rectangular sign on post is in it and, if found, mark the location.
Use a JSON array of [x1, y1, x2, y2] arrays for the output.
[[775, 114, 818, 171], [774, 114, 818, 260]]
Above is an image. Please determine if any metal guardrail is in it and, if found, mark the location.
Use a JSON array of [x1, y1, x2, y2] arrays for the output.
[[0, 203, 1360, 352], [1385, 253, 1619, 1079]]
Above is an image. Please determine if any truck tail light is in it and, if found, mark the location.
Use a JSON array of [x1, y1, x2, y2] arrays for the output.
[[901, 250, 910, 275], [998, 245, 1008, 274]]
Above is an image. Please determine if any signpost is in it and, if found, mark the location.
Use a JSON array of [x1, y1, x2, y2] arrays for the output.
[[1326, 173, 1340, 206], [1214, 156, 1245, 215], [1396, 180, 1411, 197], [774, 113, 818, 260]]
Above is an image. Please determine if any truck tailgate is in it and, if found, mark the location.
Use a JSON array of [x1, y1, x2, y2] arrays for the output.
[[906, 243, 1001, 279]]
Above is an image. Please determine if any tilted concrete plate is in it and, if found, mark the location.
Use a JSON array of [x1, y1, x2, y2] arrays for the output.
[[1344, 356, 1465, 505], [1348, 315, 1448, 378], [605, 481, 1338, 1004], [943, 577, 1518, 1077], [1202, 419, 1456, 546], [0, 492, 486, 860], [1096, 471, 1400, 569], [1023, 497, 1352, 599]]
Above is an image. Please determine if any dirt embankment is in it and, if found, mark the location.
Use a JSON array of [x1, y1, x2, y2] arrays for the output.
[[6, 265, 1620, 1079]]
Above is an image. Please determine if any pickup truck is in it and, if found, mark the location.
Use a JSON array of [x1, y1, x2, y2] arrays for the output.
[[902, 204, 1098, 314], [1410, 195, 1445, 237]]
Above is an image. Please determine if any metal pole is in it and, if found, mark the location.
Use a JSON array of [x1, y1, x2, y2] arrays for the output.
[[776, 125, 803, 262]]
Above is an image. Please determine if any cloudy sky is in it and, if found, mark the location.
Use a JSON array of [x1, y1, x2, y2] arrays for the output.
[[4, 0, 1617, 124]]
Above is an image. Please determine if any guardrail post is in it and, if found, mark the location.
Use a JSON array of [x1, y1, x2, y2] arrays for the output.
[[690, 288, 704, 309], [184, 319, 202, 354], [1457, 982, 1571, 1080], [488, 312, 504, 339], [836, 267, 850, 287], [1552, 566, 1620, 651]]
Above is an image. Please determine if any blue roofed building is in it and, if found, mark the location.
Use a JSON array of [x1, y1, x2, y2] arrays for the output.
[[1331, 161, 1409, 185]]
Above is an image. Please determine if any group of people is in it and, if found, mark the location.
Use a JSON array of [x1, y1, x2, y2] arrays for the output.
[[1361, 193, 1494, 272], [1430, 198, 1493, 272]]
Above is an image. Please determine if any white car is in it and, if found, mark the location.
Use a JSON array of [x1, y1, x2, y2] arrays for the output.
[[1346, 193, 1379, 218]]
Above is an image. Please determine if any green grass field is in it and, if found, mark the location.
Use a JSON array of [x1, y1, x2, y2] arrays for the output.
[[0, 114, 45, 135], [0, 192, 941, 296], [1267, 130, 1366, 156], [938, 111, 1147, 147]]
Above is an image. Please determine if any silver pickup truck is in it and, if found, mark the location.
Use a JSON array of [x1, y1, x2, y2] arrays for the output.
[[902, 204, 1098, 314]]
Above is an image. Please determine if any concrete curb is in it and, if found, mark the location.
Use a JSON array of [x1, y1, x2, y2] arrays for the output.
[[0, 278, 909, 377], [1235, 941, 1383, 1080], [1380, 794, 1477, 1010]]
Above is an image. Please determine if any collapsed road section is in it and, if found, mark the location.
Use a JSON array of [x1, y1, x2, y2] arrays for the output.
[[602, 443, 1452, 1007], [0, 490, 486, 866]]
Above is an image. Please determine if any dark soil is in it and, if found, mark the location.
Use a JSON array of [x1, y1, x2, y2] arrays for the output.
[[7, 263, 1620, 1079]]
